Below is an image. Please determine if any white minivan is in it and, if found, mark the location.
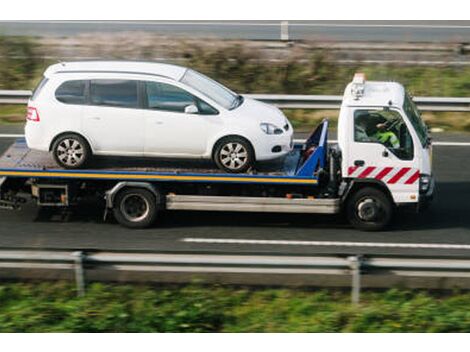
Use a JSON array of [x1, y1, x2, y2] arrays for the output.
[[26, 61, 293, 173]]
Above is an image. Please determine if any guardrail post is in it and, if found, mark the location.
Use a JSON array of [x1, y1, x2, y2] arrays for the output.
[[73, 251, 86, 297], [280, 21, 289, 41], [348, 255, 362, 304]]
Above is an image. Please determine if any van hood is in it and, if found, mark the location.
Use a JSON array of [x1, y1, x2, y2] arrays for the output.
[[234, 97, 288, 127]]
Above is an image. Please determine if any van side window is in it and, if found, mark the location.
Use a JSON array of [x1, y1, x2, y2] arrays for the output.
[[90, 80, 138, 108], [354, 109, 414, 161], [145, 81, 218, 115], [55, 80, 86, 105]]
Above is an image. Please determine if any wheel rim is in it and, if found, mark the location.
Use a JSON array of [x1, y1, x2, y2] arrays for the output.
[[219, 142, 248, 170], [120, 194, 150, 223], [56, 138, 85, 166], [356, 197, 384, 223]]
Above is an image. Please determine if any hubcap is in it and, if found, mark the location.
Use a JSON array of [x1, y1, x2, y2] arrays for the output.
[[220, 143, 248, 170], [357, 198, 381, 222], [120, 194, 150, 223], [56, 138, 85, 166]]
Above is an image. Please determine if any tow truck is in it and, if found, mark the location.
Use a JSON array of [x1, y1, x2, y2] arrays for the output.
[[0, 74, 434, 231]]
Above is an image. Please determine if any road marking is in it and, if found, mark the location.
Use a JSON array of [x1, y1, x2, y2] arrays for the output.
[[0, 134, 24, 138], [0, 134, 469, 147], [293, 138, 470, 147], [183, 238, 470, 250]]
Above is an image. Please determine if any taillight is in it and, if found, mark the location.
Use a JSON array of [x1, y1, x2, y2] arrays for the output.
[[26, 107, 40, 122]]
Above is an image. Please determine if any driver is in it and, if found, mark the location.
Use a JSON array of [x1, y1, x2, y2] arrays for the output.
[[362, 112, 400, 149], [374, 121, 400, 149]]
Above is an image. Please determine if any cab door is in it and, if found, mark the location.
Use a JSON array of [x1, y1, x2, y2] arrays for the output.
[[346, 107, 420, 203], [141, 81, 221, 156], [81, 79, 144, 155]]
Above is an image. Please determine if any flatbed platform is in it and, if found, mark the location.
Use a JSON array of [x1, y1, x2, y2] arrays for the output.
[[0, 139, 319, 186]]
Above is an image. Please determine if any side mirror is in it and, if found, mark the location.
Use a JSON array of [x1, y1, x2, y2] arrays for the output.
[[184, 104, 199, 114]]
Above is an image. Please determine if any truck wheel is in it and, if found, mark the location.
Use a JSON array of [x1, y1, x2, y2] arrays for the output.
[[52, 134, 91, 169], [346, 187, 393, 231], [214, 137, 254, 173], [113, 188, 158, 229]]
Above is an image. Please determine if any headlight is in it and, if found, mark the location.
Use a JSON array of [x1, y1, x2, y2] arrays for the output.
[[260, 123, 283, 135], [419, 174, 431, 193]]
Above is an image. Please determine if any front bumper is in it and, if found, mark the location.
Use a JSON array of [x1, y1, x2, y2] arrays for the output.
[[419, 175, 435, 211], [254, 131, 294, 161]]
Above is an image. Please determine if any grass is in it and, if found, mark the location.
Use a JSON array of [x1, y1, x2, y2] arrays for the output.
[[0, 105, 26, 124], [1, 282, 470, 332]]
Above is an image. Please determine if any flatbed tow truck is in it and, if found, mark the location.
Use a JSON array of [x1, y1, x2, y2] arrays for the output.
[[0, 74, 434, 231]]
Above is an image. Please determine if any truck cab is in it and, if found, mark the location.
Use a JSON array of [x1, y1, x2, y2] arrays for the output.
[[337, 73, 434, 230]]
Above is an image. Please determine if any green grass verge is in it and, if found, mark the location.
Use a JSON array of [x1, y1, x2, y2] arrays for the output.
[[1, 282, 470, 332], [0, 105, 25, 124]]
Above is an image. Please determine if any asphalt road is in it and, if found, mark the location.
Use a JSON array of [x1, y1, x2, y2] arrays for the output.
[[1, 127, 470, 258], [1, 21, 470, 42]]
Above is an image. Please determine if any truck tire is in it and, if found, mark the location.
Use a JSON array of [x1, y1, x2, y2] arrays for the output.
[[214, 136, 255, 173], [113, 188, 158, 229], [346, 187, 393, 231], [52, 134, 91, 169]]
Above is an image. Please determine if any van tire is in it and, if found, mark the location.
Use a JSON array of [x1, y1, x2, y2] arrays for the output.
[[52, 134, 91, 169], [346, 187, 393, 231], [213, 136, 255, 173]]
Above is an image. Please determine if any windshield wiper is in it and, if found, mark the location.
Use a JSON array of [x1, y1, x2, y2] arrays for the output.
[[230, 95, 244, 110]]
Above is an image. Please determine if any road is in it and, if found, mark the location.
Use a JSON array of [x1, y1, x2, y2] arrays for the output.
[[1, 125, 470, 258], [1, 21, 470, 42]]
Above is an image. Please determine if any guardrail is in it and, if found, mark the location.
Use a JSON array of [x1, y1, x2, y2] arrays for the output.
[[2, 90, 470, 112], [2, 249, 470, 303]]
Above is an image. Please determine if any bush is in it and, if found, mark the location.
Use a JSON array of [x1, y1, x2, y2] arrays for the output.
[[1, 282, 470, 332], [0, 36, 42, 89]]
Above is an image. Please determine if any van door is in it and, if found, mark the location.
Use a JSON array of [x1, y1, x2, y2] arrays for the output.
[[81, 79, 144, 155], [141, 81, 221, 156], [347, 107, 420, 203]]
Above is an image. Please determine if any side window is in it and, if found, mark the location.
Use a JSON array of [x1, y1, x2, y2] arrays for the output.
[[55, 80, 86, 105], [145, 81, 218, 115], [354, 109, 414, 160], [90, 80, 138, 108]]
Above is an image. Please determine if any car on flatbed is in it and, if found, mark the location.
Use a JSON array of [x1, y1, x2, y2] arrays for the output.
[[25, 61, 293, 173]]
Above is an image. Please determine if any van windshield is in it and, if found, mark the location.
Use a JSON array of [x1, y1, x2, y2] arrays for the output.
[[180, 69, 239, 110], [403, 93, 429, 148]]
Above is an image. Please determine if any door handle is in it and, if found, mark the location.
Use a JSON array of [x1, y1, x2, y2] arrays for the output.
[[354, 160, 365, 167], [382, 150, 389, 157], [91, 116, 101, 121], [154, 121, 163, 125]]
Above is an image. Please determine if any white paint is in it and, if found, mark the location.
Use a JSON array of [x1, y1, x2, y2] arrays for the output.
[[0, 134, 24, 138], [183, 238, 470, 250], [294, 138, 470, 147]]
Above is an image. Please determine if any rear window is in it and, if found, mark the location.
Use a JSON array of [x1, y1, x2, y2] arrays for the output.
[[90, 80, 138, 108], [31, 77, 49, 101], [55, 80, 87, 105]]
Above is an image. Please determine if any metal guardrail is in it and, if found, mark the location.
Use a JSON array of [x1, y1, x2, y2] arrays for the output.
[[2, 90, 470, 112], [2, 249, 470, 302]]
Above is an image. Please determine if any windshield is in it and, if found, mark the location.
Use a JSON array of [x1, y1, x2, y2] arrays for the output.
[[180, 69, 239, 110], [403, 93, 428, 148]]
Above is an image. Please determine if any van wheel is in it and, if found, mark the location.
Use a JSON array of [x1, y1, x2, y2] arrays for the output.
[[346, 187, 393, 231], [52, 134, 91, 169], [113, 188, 158, 229], [214, 137, 254, 173]]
